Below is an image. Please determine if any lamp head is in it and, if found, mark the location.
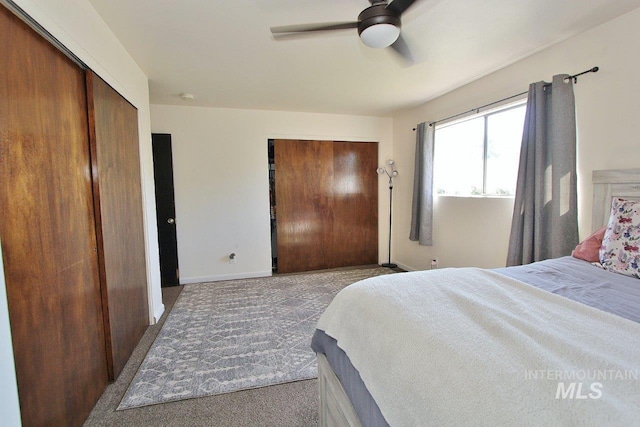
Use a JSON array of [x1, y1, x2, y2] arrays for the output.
[[377, 167, 385, 175]]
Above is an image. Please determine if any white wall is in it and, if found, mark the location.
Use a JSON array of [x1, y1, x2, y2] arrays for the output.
[[0, 237, 20, 426], [1, 0, 163, 422], [150, 105, 393, 283], [392, 7, 640, 271]]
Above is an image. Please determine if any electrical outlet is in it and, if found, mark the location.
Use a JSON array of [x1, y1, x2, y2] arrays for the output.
[[430, 258, 438, 269], [229, 253, 237, 264]]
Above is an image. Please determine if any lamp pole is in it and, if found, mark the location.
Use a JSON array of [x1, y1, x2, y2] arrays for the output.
[[377, 160, 398, 268]]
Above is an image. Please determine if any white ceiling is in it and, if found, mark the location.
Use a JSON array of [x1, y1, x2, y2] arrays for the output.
[[87, 0, 640, 117]]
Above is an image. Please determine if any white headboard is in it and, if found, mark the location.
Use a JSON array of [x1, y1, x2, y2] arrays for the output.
[[592, 169, 640, 230]]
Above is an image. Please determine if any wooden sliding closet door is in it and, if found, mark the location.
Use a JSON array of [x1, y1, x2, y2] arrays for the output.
[[274, 139, 378, 273], [87, 71, 149, 380], [0, 6, 108, 427]]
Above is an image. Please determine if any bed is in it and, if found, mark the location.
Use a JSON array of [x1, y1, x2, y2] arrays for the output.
[[311, 168, 640, 426]]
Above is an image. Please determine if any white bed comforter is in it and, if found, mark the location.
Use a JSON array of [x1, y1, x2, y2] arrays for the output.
[[316, 268, 640, 426]]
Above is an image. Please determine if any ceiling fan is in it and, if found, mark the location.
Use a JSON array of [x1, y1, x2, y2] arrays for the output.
[[270, 0, 422, 62]]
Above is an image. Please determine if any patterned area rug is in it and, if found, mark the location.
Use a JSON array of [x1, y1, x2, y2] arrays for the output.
[[118, 267, 392, 409]]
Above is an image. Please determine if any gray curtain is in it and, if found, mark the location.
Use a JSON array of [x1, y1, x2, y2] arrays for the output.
[[506, 74, 579, 266], [410, 121, 435, 246]]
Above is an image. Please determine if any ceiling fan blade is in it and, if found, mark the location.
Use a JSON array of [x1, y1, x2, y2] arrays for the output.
[[386, 0, 418, 16], [389, 34, 414, 65], [270, 21, 358, 35]]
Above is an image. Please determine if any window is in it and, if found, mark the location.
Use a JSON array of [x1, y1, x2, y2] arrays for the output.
[[434, 101, 526, 196]]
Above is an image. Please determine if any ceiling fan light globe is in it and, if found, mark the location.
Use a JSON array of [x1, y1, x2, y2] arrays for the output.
[[360, 23, 400, 48]]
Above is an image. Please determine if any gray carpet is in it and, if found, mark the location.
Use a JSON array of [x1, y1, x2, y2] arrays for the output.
[[118, 267, 392, 410]]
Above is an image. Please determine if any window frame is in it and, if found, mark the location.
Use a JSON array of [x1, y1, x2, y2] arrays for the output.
[[434, 98, 527, 198]]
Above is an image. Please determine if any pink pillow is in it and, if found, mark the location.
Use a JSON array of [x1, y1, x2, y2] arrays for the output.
[[572, 227, 606, 262]]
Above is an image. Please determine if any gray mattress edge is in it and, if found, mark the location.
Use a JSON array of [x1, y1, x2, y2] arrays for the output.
[[311, 330, 389, 427]]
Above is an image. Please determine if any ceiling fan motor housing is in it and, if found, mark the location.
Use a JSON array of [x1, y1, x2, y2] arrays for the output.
[[357, 4, 401, 36]]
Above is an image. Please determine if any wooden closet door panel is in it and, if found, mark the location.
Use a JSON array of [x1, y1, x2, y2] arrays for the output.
[[87, 71, 149, 380], [332, 141, 378, 266], [274, 139, 378, 273], [0, 6, 108, 427], [275, 140, 334, 273]]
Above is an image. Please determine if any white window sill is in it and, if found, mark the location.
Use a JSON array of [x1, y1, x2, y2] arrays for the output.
[[435, 194, 515, 199]]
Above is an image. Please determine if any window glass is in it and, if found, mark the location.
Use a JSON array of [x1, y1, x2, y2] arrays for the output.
[[434, 117, 484, 195], [485, 105, 526, 195], [434, 102, 526, 197]]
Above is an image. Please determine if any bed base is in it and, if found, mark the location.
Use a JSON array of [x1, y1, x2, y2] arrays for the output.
[[318, 353, 362, 427]]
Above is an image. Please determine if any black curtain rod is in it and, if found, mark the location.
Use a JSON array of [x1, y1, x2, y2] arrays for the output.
[[413, 66, 599, 130]]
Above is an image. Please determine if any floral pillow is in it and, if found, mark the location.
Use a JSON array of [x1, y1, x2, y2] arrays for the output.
[[599, 198, 640, 278]]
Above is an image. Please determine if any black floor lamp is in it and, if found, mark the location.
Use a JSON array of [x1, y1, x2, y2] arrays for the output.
[[377, 160, 398, 268]]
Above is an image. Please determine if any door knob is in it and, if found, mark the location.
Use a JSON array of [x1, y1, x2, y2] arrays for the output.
[[167, 218, 175, 224]]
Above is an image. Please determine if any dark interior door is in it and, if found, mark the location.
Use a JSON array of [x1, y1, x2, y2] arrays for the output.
[[274, 139, 378, 273], [0, 5, 108, 426], [152, 133, 180, 286]]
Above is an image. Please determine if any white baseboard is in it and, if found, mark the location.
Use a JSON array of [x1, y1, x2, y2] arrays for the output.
[[180, 270, 273, 285], [152, 303, 165, 324], [394, 261, 418, 272]]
